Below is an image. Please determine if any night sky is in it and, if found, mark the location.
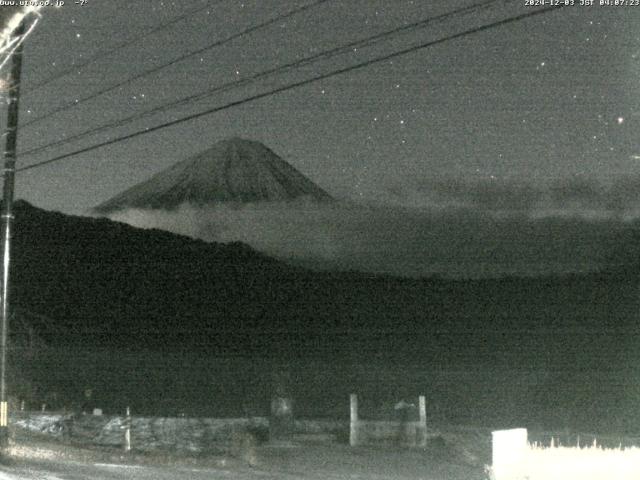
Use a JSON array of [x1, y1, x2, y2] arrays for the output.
[[4, 0, 637, 215]]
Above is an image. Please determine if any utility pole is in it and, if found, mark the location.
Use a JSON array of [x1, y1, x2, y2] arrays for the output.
[[0, 19, 26, 449]]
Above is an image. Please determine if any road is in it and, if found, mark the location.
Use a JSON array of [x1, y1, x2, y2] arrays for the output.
[[0, 449, 486, 480], [0, 459, 291, 480], [0, 433, 487, 480]]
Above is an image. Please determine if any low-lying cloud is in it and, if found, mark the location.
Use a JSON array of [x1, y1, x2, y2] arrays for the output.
[[383, 175, 640, 220], [101, 178, 640, 279]]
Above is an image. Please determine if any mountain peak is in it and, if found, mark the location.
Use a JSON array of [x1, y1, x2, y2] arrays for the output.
[[94, 138, 333, 213]]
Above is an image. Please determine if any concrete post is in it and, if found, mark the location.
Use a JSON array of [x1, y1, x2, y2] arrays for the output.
[[124, 406, 131, 452], [492, 428, 528, 480], [418, 395, 427, 447], [350, 394, 358, 447]]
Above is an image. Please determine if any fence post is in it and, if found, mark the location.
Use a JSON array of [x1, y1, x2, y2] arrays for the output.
[[269, 364, 294, 444], [124, 406, 131, 452], [491, 428, 528, 480], [269, 397, 294, 443], [418, 395, 427, 447], [350, 394, 358, 447]]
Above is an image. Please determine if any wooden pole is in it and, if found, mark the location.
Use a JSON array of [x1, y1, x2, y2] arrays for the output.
[[0, 18, 25, 449], [349, 393, 358, 447]]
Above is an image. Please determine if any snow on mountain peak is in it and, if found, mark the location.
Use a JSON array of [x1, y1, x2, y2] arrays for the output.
[[94, 138, 333, 213]]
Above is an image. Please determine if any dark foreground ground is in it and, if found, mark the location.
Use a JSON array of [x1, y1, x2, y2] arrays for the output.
[[1, 425, 489, 480]]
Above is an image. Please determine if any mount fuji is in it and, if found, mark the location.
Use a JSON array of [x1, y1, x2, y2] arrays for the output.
[[93, 137, 333, 213]]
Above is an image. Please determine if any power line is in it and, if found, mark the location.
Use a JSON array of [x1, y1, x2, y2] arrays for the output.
[[17, 5, 564, 174], [26, 1, 219, 93], [20, 0, 504, 158], [20, 0, 332, 130]]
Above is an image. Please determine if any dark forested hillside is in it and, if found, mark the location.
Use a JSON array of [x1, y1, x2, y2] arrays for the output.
[[8, 200, 639, 362]]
